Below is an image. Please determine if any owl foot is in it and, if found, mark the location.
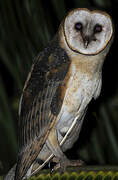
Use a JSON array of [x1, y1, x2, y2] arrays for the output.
[[51, 158, 85, 174]]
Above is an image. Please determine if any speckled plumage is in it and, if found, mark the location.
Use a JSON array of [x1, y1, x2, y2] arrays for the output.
[[4, 8, 113, 180], [15, 36, 71, 180]]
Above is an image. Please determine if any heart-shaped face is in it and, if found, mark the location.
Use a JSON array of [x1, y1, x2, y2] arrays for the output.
[[63, 8, 113, 55]]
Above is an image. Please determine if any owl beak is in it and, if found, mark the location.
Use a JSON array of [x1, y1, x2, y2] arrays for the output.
[[83, 36, 90, 49]]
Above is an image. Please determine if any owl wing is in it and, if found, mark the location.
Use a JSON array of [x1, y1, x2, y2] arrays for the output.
[[15, 48, 70, 180]]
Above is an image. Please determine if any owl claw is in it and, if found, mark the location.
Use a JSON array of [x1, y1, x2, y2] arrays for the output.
[[50, 159, 85, 175]]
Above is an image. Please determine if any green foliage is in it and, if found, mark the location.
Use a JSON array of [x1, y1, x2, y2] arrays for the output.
[[22, 171, 118, 180], [1, 168, 118, 180], [0, 0, 118, 176]]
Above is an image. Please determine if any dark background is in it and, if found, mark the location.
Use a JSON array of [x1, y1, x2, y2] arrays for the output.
[[0, 0, 118, 176]]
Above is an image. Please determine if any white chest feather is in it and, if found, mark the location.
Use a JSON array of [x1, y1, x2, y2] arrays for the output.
[[63, 64, 101, 113], [57, 62, 101, 134]]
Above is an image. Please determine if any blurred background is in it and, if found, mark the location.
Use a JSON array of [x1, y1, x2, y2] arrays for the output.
[[0, 0, 118, 176]]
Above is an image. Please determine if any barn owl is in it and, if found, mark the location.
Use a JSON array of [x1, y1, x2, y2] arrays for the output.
[[4, 8, 113, 180]]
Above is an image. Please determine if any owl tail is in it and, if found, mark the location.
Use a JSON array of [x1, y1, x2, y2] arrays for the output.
[[4, 164, 16, 180]]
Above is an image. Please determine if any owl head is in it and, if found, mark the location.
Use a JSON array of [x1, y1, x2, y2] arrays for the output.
[[60, 8, 114, 55]]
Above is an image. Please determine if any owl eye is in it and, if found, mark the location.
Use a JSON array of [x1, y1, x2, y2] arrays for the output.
[[74, 22, 83, 31], [94, 24, 102, 33]]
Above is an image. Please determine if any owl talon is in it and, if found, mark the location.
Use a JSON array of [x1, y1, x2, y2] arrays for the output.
[[50, 159, 85, 175], [50, 163, 61, 175], [68, 159, 85, 167]]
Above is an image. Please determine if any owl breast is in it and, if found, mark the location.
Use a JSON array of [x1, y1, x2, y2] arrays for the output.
[[56, 61, 101, 143]]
